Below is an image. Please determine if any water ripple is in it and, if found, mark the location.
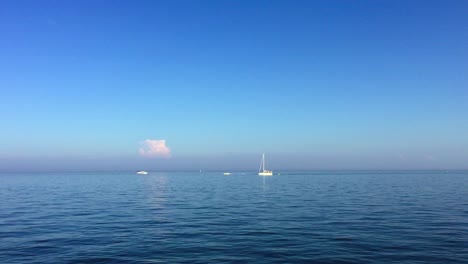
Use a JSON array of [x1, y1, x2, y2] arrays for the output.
[[0, 171, 467, 263]]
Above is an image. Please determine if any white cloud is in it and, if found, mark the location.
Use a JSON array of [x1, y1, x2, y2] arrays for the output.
[[139, 139, 171, 158]]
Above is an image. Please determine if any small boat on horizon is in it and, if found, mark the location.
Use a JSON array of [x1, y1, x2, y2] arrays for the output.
[[258, 153, 273, 176], [223, 172, 231, 175], [136, 171, 148, 175]]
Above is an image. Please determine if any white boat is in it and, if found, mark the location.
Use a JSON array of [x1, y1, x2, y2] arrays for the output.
[[258, 153, 273, 176], [223, 172, 231, 175], [136, 171, 148, 175]]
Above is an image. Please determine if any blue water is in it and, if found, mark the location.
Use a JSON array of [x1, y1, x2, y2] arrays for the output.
[[1, 171, 467, 263]]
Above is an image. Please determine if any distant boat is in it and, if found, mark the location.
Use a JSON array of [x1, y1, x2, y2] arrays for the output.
[[136, 171, 148, 175], [258, 153, 273, 176], [223, 172, 231, 175]]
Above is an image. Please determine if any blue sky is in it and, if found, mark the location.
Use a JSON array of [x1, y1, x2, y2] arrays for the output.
[[1, 0, 467, 171]]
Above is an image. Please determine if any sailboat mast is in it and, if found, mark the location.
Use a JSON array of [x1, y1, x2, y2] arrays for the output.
[[259, 154, 263, 173], [262, 153, 265, 171]]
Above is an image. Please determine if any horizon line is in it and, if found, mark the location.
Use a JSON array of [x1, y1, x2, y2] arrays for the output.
[[1, 169, 468, 174]]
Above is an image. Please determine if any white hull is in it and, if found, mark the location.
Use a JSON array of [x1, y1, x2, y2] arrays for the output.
[[258, 171, 273, 176], [136, 171, 148, 175]]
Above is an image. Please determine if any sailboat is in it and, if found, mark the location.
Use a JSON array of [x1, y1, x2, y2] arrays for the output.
[[258, 153, 273, 176]]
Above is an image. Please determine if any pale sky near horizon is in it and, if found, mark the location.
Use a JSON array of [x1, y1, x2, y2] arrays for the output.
[[1, 0, 467, 171]]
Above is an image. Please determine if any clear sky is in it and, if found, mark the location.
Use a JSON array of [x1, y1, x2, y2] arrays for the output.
[[1, 0, 467, 171]]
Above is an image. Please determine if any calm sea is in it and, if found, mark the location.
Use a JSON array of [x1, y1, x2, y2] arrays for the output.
[[1, 171, 467, 263]]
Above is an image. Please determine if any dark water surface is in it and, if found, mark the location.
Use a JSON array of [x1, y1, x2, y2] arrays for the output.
[[1, 171, 467, 263]]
